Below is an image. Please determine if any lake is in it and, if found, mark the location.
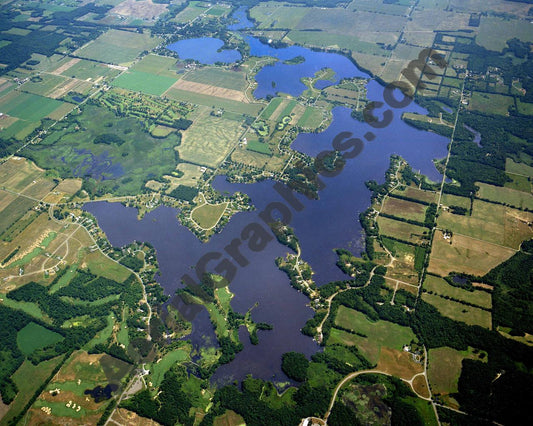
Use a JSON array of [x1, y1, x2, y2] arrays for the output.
[[166, 37, 241, 64], [86, 11, 450, 385]]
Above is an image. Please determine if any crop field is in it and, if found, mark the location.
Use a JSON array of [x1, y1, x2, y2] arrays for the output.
[[477, 182, 533, 210], [74, 29, 161, 65], [109, 0, 168, 20], [130, 54, 178, 78], [428, 347, 486, 396], [178, 112, 244, 167], [165, 86, 261, 115], [393, 187, 438, 204], [468, 92, 513, 115], [422, 291, 492, 328], [0, 90, 64, 121], [246, 140, 271, 155], [250, 4, 308, 29], [440, 192, 471, 209], [423, 275, 491, 309], [260, 97, 283, 120], [332, 306, 416, 365], [231, 145, 287, 172], [23, 104, 181, 195], [169, 79, 247, 103], [377, 216, 428, 245], [428, 230, 516, 277], [183, 68, 247, 92], [58, 59, 121, 81], [437, 200, 533, 249], [505, 173, 531, 193], [172, 1, 209, 23], [1, 356, 63, 424], [0, 196, 37, 235], [17, 322, 64, 355], [112, 71, 177, 96], [477, 16, 533, 52], [297, 106, 323, 129], [381, 197, 427, 222], [20, 74, 69, 97]]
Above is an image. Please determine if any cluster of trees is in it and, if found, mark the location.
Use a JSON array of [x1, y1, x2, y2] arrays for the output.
[[169, 185, 198, 202], [94, 134, 126, 146]]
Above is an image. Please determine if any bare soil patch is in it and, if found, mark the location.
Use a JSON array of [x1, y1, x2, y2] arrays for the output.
[[170, 79, 247, 102]]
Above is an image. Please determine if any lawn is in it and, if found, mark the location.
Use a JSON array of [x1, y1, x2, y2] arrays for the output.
[[422, 292, 492, 328], [85, 251, 131, 283], [112, 70, 177, 96], [17, 322, 64, 355], [74, 29, 161, 65], [331, 306, 416, 364], [178, 113, 244, 167], [423, 275, 491, 309]]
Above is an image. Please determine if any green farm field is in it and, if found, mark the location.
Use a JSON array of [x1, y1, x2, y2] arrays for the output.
[[331, 306, 416, 364], [1, 356, 64, 425], [0, 91, 64, 121], [172, 1, 209, 23], [191, 201, 227, 229], [17, 322, 63, 355], [477, 182, 533, 210], [468, 92, 513, 115], [130, 54, 179, 78], [423, 275, 492, 309], [74, 29, 161, 65], [422, 292, 491, 328], [428, 346, 486, 395], [377, 216, 428, 245], [183, 67, 247, 91], [59, 59, 122, 80], [112, 70, 177, 96], [178, 112, 244, 167], [506, 158, 533, 177]]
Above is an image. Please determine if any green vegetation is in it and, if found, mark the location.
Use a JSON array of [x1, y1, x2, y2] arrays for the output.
[[112, 71, 177, 96], [17, 322, 64, 355]]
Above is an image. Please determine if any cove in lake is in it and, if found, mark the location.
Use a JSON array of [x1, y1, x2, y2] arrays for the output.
[[87, 12, 450, 385], [166, 37, 241, 64]]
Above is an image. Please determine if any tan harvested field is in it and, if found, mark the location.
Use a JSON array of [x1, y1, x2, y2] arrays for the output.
[[168, 79, 247, 102], [46, 102, 75, 121], [166, 163, 206, 188], [412, 375, 430, 399], [111, 408, 163, 426], [0, 157, 44, 192], [381, 197, 427, 222], [428, 230, 516, 277], [376, 347, 423, 380], [110, 0, 168, 19], [54, 178, 82, 195], [51, 58, 81, 75]]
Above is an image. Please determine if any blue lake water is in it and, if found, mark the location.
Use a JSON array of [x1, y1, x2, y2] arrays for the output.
[[86, 11, 450, 385], [166, 37, 241, 64], [228, 6, 254, 30]]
